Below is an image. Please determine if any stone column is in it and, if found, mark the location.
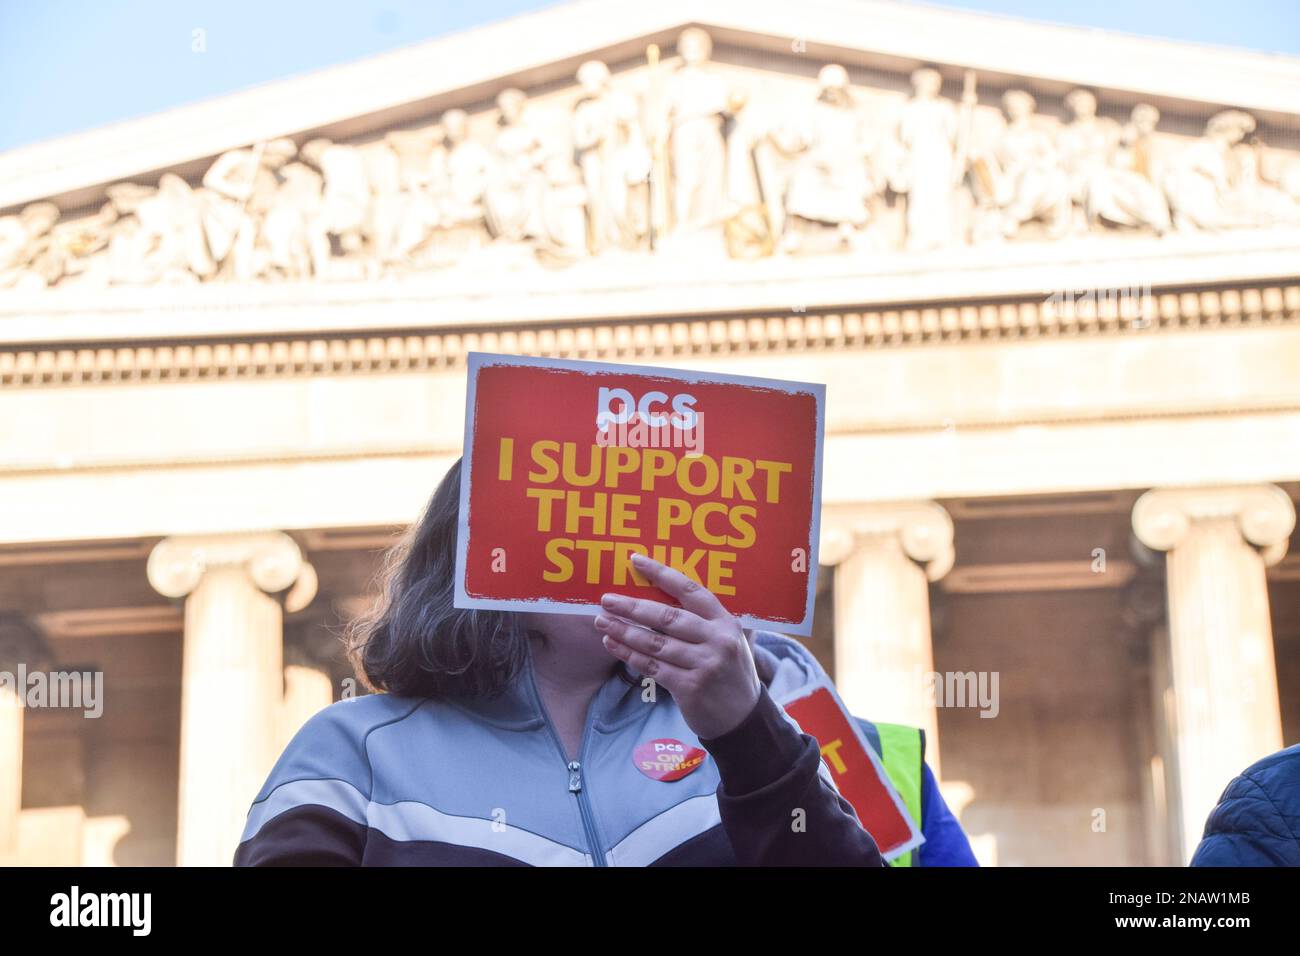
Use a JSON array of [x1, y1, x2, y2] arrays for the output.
[[820, 502, 954, 777], [1120, 579, 1180, 866], [0, 616, 49, 855], [1132, 484, 1294, 863], [1147, 622, 1184, 866], [0, 683, 19, 855], [148, 532, 311, 867], [279, 614, 337, 753]]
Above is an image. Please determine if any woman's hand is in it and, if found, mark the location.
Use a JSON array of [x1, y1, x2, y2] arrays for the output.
[[594, 552, 761, 740]]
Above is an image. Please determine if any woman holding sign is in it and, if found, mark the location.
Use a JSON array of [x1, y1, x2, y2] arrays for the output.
[[235, 458, 886, 866]]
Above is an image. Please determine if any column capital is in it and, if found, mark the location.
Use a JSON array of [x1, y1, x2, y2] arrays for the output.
[[147, 531, 309, 599], [1132, 484, 1296, 565], [819, 500, 955, 581]]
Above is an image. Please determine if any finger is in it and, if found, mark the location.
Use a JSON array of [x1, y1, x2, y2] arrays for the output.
[[599, 591, 710, 643], [601, 632, 688, 685], [628, 552, 728, 621], [594, 613, 698, 667]]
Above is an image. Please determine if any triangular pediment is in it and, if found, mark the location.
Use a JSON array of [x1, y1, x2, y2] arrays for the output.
[[2, 0, 1299, 294], [5, 0, 1300, 210]]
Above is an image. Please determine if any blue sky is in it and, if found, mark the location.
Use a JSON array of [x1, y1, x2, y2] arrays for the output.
[[1, 0, 1297, 152]]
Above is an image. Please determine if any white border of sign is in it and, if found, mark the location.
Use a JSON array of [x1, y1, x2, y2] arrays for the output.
[[455, 351, 826, 635]]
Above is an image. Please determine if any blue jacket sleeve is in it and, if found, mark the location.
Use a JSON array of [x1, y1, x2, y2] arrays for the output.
[[1190, 758, 1300, 867], [916, 762, 979, 867], [699, 685, 886, 866]]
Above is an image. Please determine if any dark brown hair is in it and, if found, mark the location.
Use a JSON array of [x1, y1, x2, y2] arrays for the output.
[[346, 457, 532, 699]]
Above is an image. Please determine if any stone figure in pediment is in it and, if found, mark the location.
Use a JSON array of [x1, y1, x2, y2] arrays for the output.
[[0, 202, 63, 289], [382, 129, 444, 267], [1060, 90, 1170, 235], [383, 129, 439, 198], [573, 59, 653, 253], [533, 152, 591, 264], [1227, 129, 1300, 227], [104, 174, 213, 285], [982, 89, 1072, 240], [778, 64, 882, 253], [1057, 88, 1120, 231], [363, 140, 407, 268], [1163, 110, 1259, 231], [1113, 104, 1161, 182], [154, 174, 217, 281], [433, 110, 491, 230], [299, 137, 373, 278], [415, 109, 493, 267], [483, 88, 548, 244], [894, 67, 961, 251], [200, 138, 296, 280], [663, 28, 730, 233], [45, 200, 122, 286], [720, 84, 779, 259], [260, 157, 323, 279], [101, 183, 153, 283]]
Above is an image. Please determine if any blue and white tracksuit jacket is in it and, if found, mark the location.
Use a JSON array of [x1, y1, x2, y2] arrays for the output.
[[235, 631, 886, 866]]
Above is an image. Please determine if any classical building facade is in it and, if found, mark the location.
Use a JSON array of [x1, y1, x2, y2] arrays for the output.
[[1, 0, 1298, 866]]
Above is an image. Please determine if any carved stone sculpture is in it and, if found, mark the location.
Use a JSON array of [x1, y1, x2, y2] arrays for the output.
[[780, 64, 881, 253], [417, 109, 493, 266], [299, 137, 373, 278], [11, 57, 1300, 289], [985, 90, 1072, 240], [382, 129, 443, 267], [483, 88, 547, 243], [435, 109, 490, 230], [1227, 128, 1300, 227], [895, 67, 960, 251], [721, 84, 777, 259], [106, 174, 213, 285], [1060, 90, 1171, 234], [533, 152, 590, 264], [261, 158, 322, 279], [664, 28, 729, 232], [573, 60, 652, 253], [0, 202, 62, 289], [201, 138, 296, 281], [1164, 110, 1254, 231]]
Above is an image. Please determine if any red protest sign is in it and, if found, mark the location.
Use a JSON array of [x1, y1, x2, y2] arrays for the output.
[[455, 353, 825, 633], [783, 686, 922, 859]]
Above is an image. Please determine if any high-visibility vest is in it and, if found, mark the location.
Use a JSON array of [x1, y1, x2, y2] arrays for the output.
[[858, 719, 925, 867]]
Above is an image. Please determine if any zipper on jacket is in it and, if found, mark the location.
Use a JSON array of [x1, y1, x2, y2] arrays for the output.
[[527, 664, 608, 867], [566, 758, 607, 867]]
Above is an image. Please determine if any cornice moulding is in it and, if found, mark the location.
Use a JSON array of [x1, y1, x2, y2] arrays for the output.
[[2, 230, 1299, 347]]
